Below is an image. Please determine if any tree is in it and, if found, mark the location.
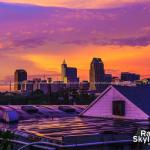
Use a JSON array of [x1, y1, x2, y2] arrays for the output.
[[0, 130, 14, 150], [32, 89, 44, 96]]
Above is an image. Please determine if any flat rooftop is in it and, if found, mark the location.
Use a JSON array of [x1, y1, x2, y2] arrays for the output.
[[17, 117, 149, 141], [0, 116, 150, 144], [0, 105, 150, 149]]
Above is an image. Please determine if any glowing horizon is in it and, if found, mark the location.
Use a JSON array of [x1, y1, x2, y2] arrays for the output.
[[0, 0, 149, 8], [0, 1, 150, 91]]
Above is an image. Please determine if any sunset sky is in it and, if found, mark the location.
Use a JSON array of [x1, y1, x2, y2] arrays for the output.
[[0, 0, 150, 91]]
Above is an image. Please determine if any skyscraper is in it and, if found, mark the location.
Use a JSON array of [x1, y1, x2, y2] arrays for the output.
[[61, 60, 79, 88], [61, 60, 67, 81], [14, 69, 27, 91], [89, 58, 105, 90]]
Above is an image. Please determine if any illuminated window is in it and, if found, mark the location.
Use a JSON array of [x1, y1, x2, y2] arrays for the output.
[[113, 101, 125, 116]]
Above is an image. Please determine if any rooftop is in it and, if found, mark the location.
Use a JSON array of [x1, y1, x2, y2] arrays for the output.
[[0, 105, 150, 149], [114, 85, 150, 116]]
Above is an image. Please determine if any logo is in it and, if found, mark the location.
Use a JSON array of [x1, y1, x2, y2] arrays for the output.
[[133, 129, 150, 144]]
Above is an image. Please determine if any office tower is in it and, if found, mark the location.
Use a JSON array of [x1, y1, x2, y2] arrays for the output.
[[89, 58, 105, 90], [121, 72, 140, 82], [61, 60, 79, 89], [61, 60, 79, 83], [14, 69, 27, 91], [61, 60, 67, 81]]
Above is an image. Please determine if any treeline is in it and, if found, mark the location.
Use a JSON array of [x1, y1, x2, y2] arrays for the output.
[[0, 90, 96, 105]]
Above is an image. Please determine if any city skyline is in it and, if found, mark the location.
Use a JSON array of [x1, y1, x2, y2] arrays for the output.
[[1, 1, 150, 149], [0, 1, 150, 90]]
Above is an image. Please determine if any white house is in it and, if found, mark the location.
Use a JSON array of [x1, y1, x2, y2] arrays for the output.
[[80, 85, 150, 120]]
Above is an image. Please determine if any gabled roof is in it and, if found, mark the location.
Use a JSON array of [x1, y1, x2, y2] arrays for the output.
[[80, 86, 112, 115], [81, 85, 150, 117], [114, 85, 150, 116]]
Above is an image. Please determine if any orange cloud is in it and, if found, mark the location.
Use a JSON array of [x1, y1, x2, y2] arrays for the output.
[[1, 0, 149, 8]]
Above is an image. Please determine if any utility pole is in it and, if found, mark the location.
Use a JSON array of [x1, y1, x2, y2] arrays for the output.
[[9, 80, 12, 92]]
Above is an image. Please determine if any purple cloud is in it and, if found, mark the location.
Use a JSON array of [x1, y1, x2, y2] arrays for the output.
[[0, 2, 150, 51]]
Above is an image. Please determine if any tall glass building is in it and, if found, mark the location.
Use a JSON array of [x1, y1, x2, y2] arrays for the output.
[[89, 58, 105, 90], [14, 69, 27, 91]]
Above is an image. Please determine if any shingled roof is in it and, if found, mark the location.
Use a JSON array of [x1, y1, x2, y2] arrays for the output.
[[114, 85, 150, 116]]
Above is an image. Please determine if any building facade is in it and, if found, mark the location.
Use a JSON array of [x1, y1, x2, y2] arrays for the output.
[[14, 69, 27, 91], [61, 60, 79, 89], [121, 72, 140, 82], [81, 85, 150, 120], [22, 79, 65, 95], [80, 81, 90, 92], [89, 58, 105, 91]]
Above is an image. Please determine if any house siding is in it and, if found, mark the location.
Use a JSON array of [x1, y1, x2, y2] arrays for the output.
[[82, 87, 149, 120]]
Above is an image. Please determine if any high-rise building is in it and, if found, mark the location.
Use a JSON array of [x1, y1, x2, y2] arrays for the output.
[[61, 60, 79, 83], [121, 72, 140, 82], [89, 58, 105, 90], [61, 60, 68, 81], [14, 69, 27, 91], [61, 60, 79, 89]]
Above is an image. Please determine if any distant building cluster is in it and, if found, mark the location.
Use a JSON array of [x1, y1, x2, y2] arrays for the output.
[[21, 79, 64, 95], [121, 72, 140, 82], [14, 57, 150, 95], [14, 60, 83, 95]]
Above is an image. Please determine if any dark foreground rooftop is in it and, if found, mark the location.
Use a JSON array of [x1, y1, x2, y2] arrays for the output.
[[0, 105, 150, 150], [1, 117, 150, 146], [16, 117, 150, 142]]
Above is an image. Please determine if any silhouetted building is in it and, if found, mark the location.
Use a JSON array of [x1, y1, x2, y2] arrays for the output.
[[121, 72, 140, 82], [80, 81, 90, 91], [51, 81, 65, 93], [39, 80, 50, 95], [61, 60, 68, 81], [136, 78, 150, 86], [105, 74, 113, 83], [32, 78, 41, 91], [22, 80, 34, 95], [22, 78, 42, 94], [22, 78, 65, 95], [14, 69, 27, 91], [61, 60, 79, 89], [142, 78, 150, 85], [89, 58, 105, 90]]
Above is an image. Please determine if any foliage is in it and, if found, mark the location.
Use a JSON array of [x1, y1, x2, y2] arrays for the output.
[[0, 90, 96, 105], [0, 130, 14, 150]]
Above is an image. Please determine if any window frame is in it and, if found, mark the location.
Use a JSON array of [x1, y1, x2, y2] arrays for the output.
[[112, 100, 125, 116]]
